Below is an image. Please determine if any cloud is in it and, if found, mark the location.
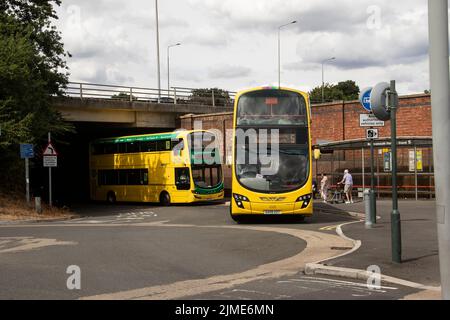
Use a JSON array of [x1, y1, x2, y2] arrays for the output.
[[208, 65, 252, 79], [52, 0, 431, 94]]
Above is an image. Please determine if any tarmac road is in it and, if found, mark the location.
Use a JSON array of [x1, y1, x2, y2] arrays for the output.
[[0, 201, 421, 300]]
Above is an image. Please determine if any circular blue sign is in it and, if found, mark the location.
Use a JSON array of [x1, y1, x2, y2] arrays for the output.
[[359, 87, 372, 112]]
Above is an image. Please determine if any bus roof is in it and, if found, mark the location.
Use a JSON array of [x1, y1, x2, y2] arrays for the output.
[[92, 130, 209, 144]]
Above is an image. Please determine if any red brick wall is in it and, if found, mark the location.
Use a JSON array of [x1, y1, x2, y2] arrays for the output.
[[179, 94, 433, 192], [310, 94, 431, 144]]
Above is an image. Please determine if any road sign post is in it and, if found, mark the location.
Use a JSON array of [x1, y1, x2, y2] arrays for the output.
[[20, 144, 34, 204], [370, 80, 401, 263], [389, 80, 401, 263], [359, 91, 380, 227], [43, 133, 58, 207]]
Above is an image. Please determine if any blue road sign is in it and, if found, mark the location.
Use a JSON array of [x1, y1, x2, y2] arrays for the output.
[[359, 87, 372, 112], [20, 144, 34, 159]]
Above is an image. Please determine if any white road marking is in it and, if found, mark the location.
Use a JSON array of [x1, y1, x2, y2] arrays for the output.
[[78, 221, 355, 300], [0, 237, 77, 254]]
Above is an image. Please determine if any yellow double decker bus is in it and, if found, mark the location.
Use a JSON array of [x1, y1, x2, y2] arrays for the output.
[[89, 130, 224, 205], [230, 86, 313, 222]]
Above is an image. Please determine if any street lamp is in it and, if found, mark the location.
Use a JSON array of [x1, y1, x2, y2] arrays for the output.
[[278, 20, 297, 88], [154, 0, 161, 101], [167, 43, 181, 96], [321, 57, 336, 103]]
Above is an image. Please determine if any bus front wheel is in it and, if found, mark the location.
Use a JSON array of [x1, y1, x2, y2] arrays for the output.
[[106, 191, 116, 204], [160, 192, 171, 206]]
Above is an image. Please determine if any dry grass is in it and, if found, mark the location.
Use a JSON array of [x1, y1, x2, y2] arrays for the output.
[[0, 194, 77, 221]]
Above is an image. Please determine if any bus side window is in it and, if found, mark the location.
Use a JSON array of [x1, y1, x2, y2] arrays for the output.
[[142, 169, 149, 185], [127, 142, 140, 153]]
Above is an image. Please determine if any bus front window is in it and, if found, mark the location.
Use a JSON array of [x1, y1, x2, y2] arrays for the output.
[[236, 146, 308, 193], [192, 165, 222, 189], [237, 90, 307, 126]]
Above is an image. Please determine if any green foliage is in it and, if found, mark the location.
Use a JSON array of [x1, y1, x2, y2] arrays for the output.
[[0, 0, 73, 193], [309, 80, 360, 104], [190, 88, 232, 106], [111, 92, 137, 101]]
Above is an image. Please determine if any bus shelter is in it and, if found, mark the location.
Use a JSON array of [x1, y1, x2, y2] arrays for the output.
[[313, 137, 434, 200]]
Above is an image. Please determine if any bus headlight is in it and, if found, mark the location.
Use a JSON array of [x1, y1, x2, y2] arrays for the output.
[[233, 193, 249, 208], [296, 193, 312, 209]]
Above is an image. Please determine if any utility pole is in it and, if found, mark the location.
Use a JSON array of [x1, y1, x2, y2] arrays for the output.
[[428, 0, 450, 299], [277, 20, 297, 88], [155, 0, 161, 101], [321, 57, 336, 103]]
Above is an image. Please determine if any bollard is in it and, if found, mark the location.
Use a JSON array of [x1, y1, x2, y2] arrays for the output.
[[35, 197, 42, 214], [364, 189, 373, 228]]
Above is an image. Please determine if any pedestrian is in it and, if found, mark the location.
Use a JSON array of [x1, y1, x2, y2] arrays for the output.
[[320, 173, 329, 203], [338, 169, 353, 204]]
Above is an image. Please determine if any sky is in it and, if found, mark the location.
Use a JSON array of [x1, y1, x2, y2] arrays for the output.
[[53, 0, 438, 95]]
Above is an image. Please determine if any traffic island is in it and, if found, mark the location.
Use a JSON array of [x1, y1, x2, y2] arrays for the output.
[[313, 200, 441, 297]]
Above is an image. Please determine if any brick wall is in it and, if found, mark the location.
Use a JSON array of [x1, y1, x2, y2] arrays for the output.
[[179, 93, 433, 193]]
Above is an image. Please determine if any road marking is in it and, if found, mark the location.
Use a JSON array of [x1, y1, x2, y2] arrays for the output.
[[319, 225, 338, 231], [0, 237, 77, 254], [78, 221, 355, 300]]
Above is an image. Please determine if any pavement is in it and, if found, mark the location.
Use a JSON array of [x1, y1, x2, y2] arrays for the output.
[[314, 199, 441, 297]]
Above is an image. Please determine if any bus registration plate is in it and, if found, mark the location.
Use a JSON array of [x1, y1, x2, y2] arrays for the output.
[[264, 210, 281, 215]]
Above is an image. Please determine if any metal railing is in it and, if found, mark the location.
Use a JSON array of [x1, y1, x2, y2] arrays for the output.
[[62, 82, 236, 107]]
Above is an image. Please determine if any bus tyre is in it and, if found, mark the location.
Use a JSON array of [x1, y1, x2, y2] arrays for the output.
[[106, 191, 116, 204], [160, 192, 171, 206]]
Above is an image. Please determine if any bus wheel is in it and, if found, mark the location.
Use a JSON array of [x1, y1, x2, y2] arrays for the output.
[[106, 191, 116, 204], [160, 192, 171, 206]]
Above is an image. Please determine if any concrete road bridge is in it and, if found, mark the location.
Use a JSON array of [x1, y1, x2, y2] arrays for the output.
[[52, 82, 236, 128]]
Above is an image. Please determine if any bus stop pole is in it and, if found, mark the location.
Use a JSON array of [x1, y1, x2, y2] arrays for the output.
[[428, 0, 450, 299]]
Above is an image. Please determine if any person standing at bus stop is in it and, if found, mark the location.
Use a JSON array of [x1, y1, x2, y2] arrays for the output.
[[320, 173, 330, 203], [338, 169, 353, 204]]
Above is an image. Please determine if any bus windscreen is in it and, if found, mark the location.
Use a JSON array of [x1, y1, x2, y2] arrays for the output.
[[236, 90, 307, 126]]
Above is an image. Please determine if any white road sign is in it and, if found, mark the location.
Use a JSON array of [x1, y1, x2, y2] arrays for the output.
[[360, 114, 385, 127], [366, 128, 379, 140], [43, 156, 57, 167]]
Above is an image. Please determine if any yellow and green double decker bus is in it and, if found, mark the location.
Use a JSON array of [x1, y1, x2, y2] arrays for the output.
[[89, 130, 224, 205], [230, 86, 313, 222]]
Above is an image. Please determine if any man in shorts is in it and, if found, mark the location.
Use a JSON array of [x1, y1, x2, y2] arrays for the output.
[[338, 169, 353, 204]]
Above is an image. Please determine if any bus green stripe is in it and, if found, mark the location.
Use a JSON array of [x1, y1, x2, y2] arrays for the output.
[[95, 133, 179, 144], [195, 182, 224, 195]]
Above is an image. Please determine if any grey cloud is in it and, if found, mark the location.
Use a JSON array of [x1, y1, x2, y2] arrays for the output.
[[208, 65, 252, 79]]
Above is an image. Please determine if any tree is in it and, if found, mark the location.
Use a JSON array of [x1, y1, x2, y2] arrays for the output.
[[0, 0, 72, 193], [335, 80, 360, 101], [190, 88, 232, 106], [308, 80, 360, 104], [111, 92, 137, 101], [309, 83, 344, 104]]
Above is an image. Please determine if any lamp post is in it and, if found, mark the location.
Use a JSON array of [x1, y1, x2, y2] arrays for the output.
[[167, 43, 181, 96], [278, 20, 297, 88], [321, 57, 336, 103], [428, 0, 450, 299], [154, 0, 161, 101]]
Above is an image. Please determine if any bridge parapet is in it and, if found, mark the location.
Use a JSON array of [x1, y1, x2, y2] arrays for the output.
[[63, 82, 236, 108]]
